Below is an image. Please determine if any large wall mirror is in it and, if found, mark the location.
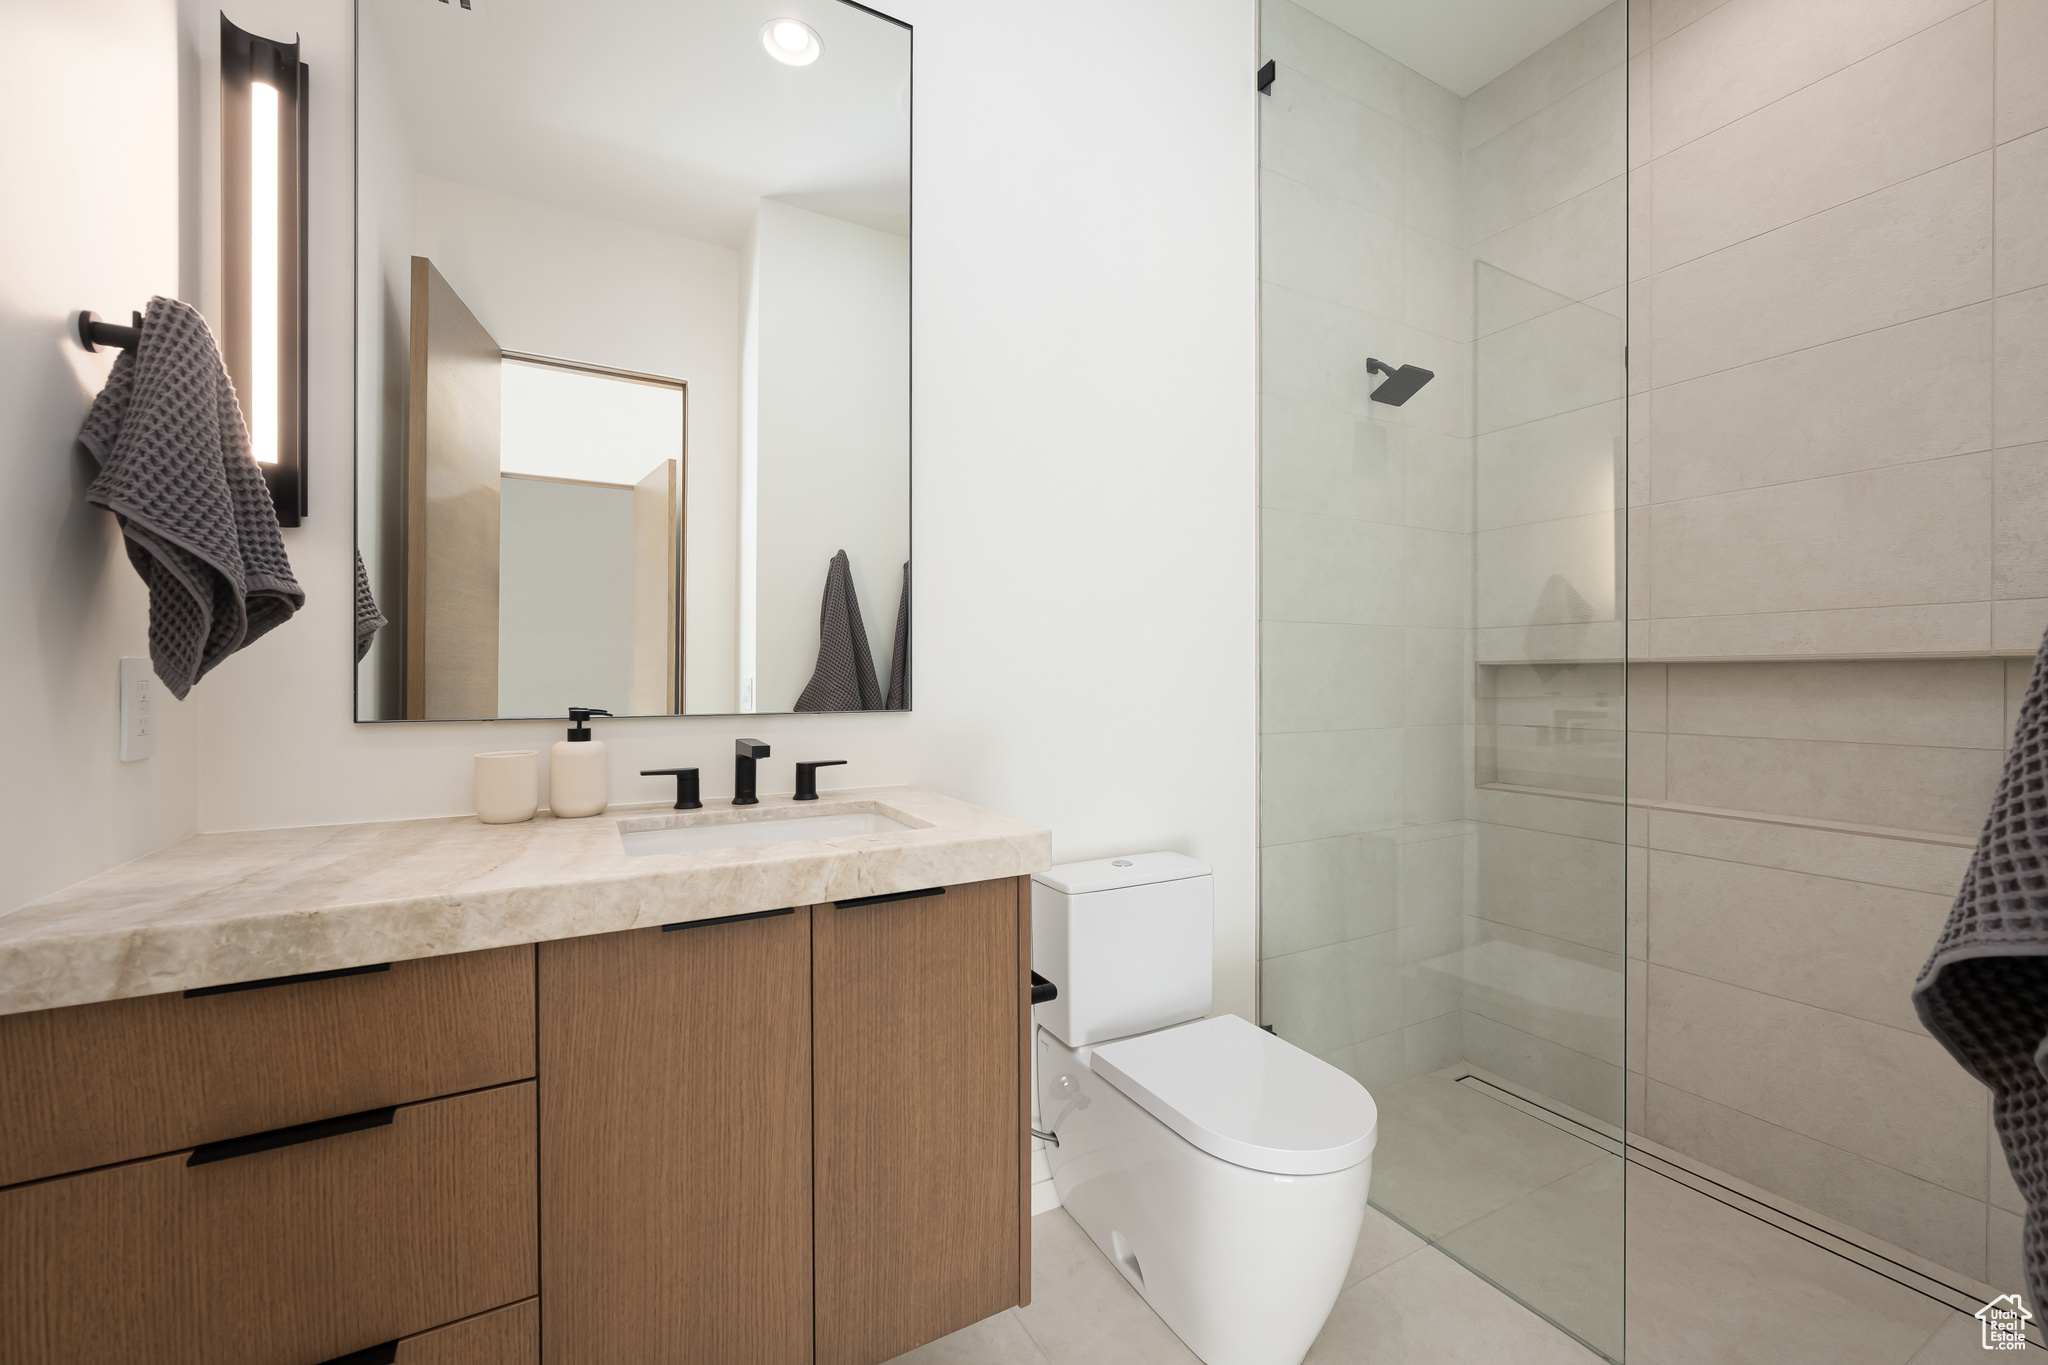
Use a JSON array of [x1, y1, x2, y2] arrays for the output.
[[354, 0, 910, 721]]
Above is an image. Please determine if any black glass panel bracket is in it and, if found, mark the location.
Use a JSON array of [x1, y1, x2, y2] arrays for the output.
[[1258, 59, 1276, 94], [221, 13, 310, 525], [1366, 357, 1435, 406]]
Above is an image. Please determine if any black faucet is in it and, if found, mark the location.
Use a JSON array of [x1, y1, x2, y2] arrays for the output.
[[794, 760, 846, 801], [733, 739, 770, 806], [640, 768, 701, 810]]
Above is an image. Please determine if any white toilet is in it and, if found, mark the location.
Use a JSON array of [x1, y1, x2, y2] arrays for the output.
[[1033, 853, 1378, 1365]]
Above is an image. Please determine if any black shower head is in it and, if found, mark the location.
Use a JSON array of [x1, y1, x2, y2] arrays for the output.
[[1367, 358, 1435, 406]]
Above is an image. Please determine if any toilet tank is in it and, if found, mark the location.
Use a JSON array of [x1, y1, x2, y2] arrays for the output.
[[1033, 852, 1213, 1047]]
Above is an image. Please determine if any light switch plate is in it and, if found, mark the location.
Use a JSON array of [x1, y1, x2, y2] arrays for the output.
[[120, 657, 156, 762]]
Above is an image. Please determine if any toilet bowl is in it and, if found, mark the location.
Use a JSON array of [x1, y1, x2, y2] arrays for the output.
[[1033, 854, 1378, 1365]]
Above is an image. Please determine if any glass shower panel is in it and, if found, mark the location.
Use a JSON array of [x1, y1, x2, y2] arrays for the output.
[[1258, 1, 1630, 1358]]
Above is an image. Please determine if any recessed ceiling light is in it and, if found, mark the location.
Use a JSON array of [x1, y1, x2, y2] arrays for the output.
[[760, 18, 821, 66]]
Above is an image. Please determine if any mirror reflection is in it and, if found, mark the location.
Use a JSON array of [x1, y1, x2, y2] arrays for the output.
[[353, 0, 911, 721]]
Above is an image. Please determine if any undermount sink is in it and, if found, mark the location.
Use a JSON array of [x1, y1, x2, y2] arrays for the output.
[[620, 811, 913, 856]]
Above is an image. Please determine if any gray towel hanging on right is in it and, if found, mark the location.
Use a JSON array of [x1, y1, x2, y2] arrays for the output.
[[794, 550, 884, 712], [885, 560, 909, 711], [1915, 621, 2048, 1314]]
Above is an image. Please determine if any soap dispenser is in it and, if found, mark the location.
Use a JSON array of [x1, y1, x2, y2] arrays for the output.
[[550, 708, 614, 818]]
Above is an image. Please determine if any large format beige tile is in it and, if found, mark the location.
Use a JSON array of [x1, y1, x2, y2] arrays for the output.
[[1647, 454, 1993, 619], [1642, 1080, 1991, 1279], [1327, 1010, 1465, 1094], [1988, 1205, 2027, 1295], [1994, 596, 2048, 650], [1990, 1106, 2026, 1215], [1438, 1157, 1625, 1360], [1644, 305, 1993, 504], [1473, 176, 1628, 308], [1463, 1011, 1628, 1127], [1402, 725, 1465, 826], [1475, 514, 1620, 632], [1403, 67, 1463, 150], [1649, 602, 1994, 658], [1477, 403, 1624, 533], [1641, 5, 1992, 274], [1478, 822, 1629, 953], [1909, 1311, 2030, 1363], [1998, 0, 2048, 142], [1262, 395, 1403, 524], [1664, 659, 2007, 749], [1262, 936, 1396, 1061], [1403, 126, 1461, 243], [884, 1309, 1052, 1365], [1403, 628, 1467, 728], [1260, 168, 1405, 321], [1475, 301, 1625, 436], [1261, 832, 1398, 957], [1013, 1210, 1201, 1365], [1343, 1206, 1426, 1287], [1662, 732, 2002, 836], [1459, 920, 1627, 1064], [1260, 728, 1404, 843], [1647, 807, 1973, 896], [1259, 0, 1403, 121], [1306, 1240, 1604, 1364], [1999, 128, 2048, 295], [1623, 1166, 1957, 1365], [1641, 0, 1980, 161], [1647, 850, 1955, 1030], [1464, 65, 1628, 247], [1646, 965, 1989, 1195], [1262, 508, 1403, 625], [1400, 430, 1472, 535], [1646, 154, 1992, 387], [1261, 622, 1405, 734], [1369, 1074, 1610, 1238], [1650, 0, 1733, 43], [1997, 285, 2048, 447], [1258, 64, 1404, 220], [1997, 444, 2048, 599], [1464, 3, 1627, 153], [1402, 527, 1472, 630]]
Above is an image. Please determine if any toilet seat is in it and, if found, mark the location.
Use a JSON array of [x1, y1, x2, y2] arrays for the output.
[[1088, 1014, 1378, 1176]]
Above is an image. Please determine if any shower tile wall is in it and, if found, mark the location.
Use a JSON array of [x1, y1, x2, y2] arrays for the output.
[[1258, 0, 1476, 1091], [1628, 0, 2048, 1296]]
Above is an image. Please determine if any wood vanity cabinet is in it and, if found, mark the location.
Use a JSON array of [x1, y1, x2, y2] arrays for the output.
[[540, 874, 1034, 1365], [0, 875, 1031, 1365]]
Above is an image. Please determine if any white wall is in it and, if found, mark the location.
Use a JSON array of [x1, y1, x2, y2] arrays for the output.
[[749, 199, 911, 711], [0, 0, 200, 913], [3, 0, 1262, 1023], [498, 478, 636, 717], [403, 174, 742, 714]]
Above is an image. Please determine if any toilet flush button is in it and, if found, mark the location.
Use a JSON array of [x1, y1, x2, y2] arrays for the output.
[[1111, 859, 1133, 867]]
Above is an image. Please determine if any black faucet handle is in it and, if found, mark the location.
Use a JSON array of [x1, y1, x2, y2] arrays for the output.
[[640, 768, 702, 811], [735, 738, 770, 759], [794, 760, 848, 802]]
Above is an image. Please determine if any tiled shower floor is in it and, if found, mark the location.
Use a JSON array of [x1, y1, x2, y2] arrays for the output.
[[892, 1075, 2027, 1364]]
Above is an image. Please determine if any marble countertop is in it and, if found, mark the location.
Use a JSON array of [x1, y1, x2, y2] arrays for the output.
[[0, 787, 1052, 1016]]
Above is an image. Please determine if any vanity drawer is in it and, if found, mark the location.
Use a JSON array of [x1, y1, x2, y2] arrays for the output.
[[0, 1081, 537, 1365], [0, 943, 534, 1186], [396, 1298, 539, 1364]]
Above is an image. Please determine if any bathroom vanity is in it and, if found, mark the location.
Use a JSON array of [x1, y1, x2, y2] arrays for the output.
[[0, 788, 1049, 1365]]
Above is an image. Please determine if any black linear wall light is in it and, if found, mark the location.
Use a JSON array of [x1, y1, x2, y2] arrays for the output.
[[221, 13, 309, 525]]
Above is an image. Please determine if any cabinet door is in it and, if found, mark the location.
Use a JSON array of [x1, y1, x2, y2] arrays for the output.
[[539, 910, 812, 1365], [813, 878, 1029, 1365]]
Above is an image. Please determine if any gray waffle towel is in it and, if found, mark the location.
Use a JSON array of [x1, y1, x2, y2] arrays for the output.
[[794, 549, 883, 712], [353, 549, 386, 664], [1915, 623, 2048, 1313], [885, 560, 909, 711], [78, 297, 303, 698]]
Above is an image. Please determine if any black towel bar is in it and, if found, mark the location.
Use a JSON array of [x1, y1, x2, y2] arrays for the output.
[[76, 310, 142, 354]]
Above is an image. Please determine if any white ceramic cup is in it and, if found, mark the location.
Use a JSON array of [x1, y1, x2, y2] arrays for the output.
[[475, 750, 539, 824]]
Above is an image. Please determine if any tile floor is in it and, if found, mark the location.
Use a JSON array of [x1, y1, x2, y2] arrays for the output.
[[890, 1073, 2025, 1365]]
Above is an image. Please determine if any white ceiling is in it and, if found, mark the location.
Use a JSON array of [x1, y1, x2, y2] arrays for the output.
[[1294, 0, 1616, 97], [364, 0, 911, 249]]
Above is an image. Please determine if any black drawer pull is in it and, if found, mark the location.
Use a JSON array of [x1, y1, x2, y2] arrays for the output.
[[187, 1106, 397, 1167], [663, 906, 796, 932], [320, 1341, 398, 1365], [1031, 971, 1058, 1006], [183, 962, 390, 999], [834, 886, 945, 909]]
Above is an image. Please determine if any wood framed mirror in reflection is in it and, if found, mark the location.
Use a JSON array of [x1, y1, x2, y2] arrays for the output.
[[353, 0, 911, 721]]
